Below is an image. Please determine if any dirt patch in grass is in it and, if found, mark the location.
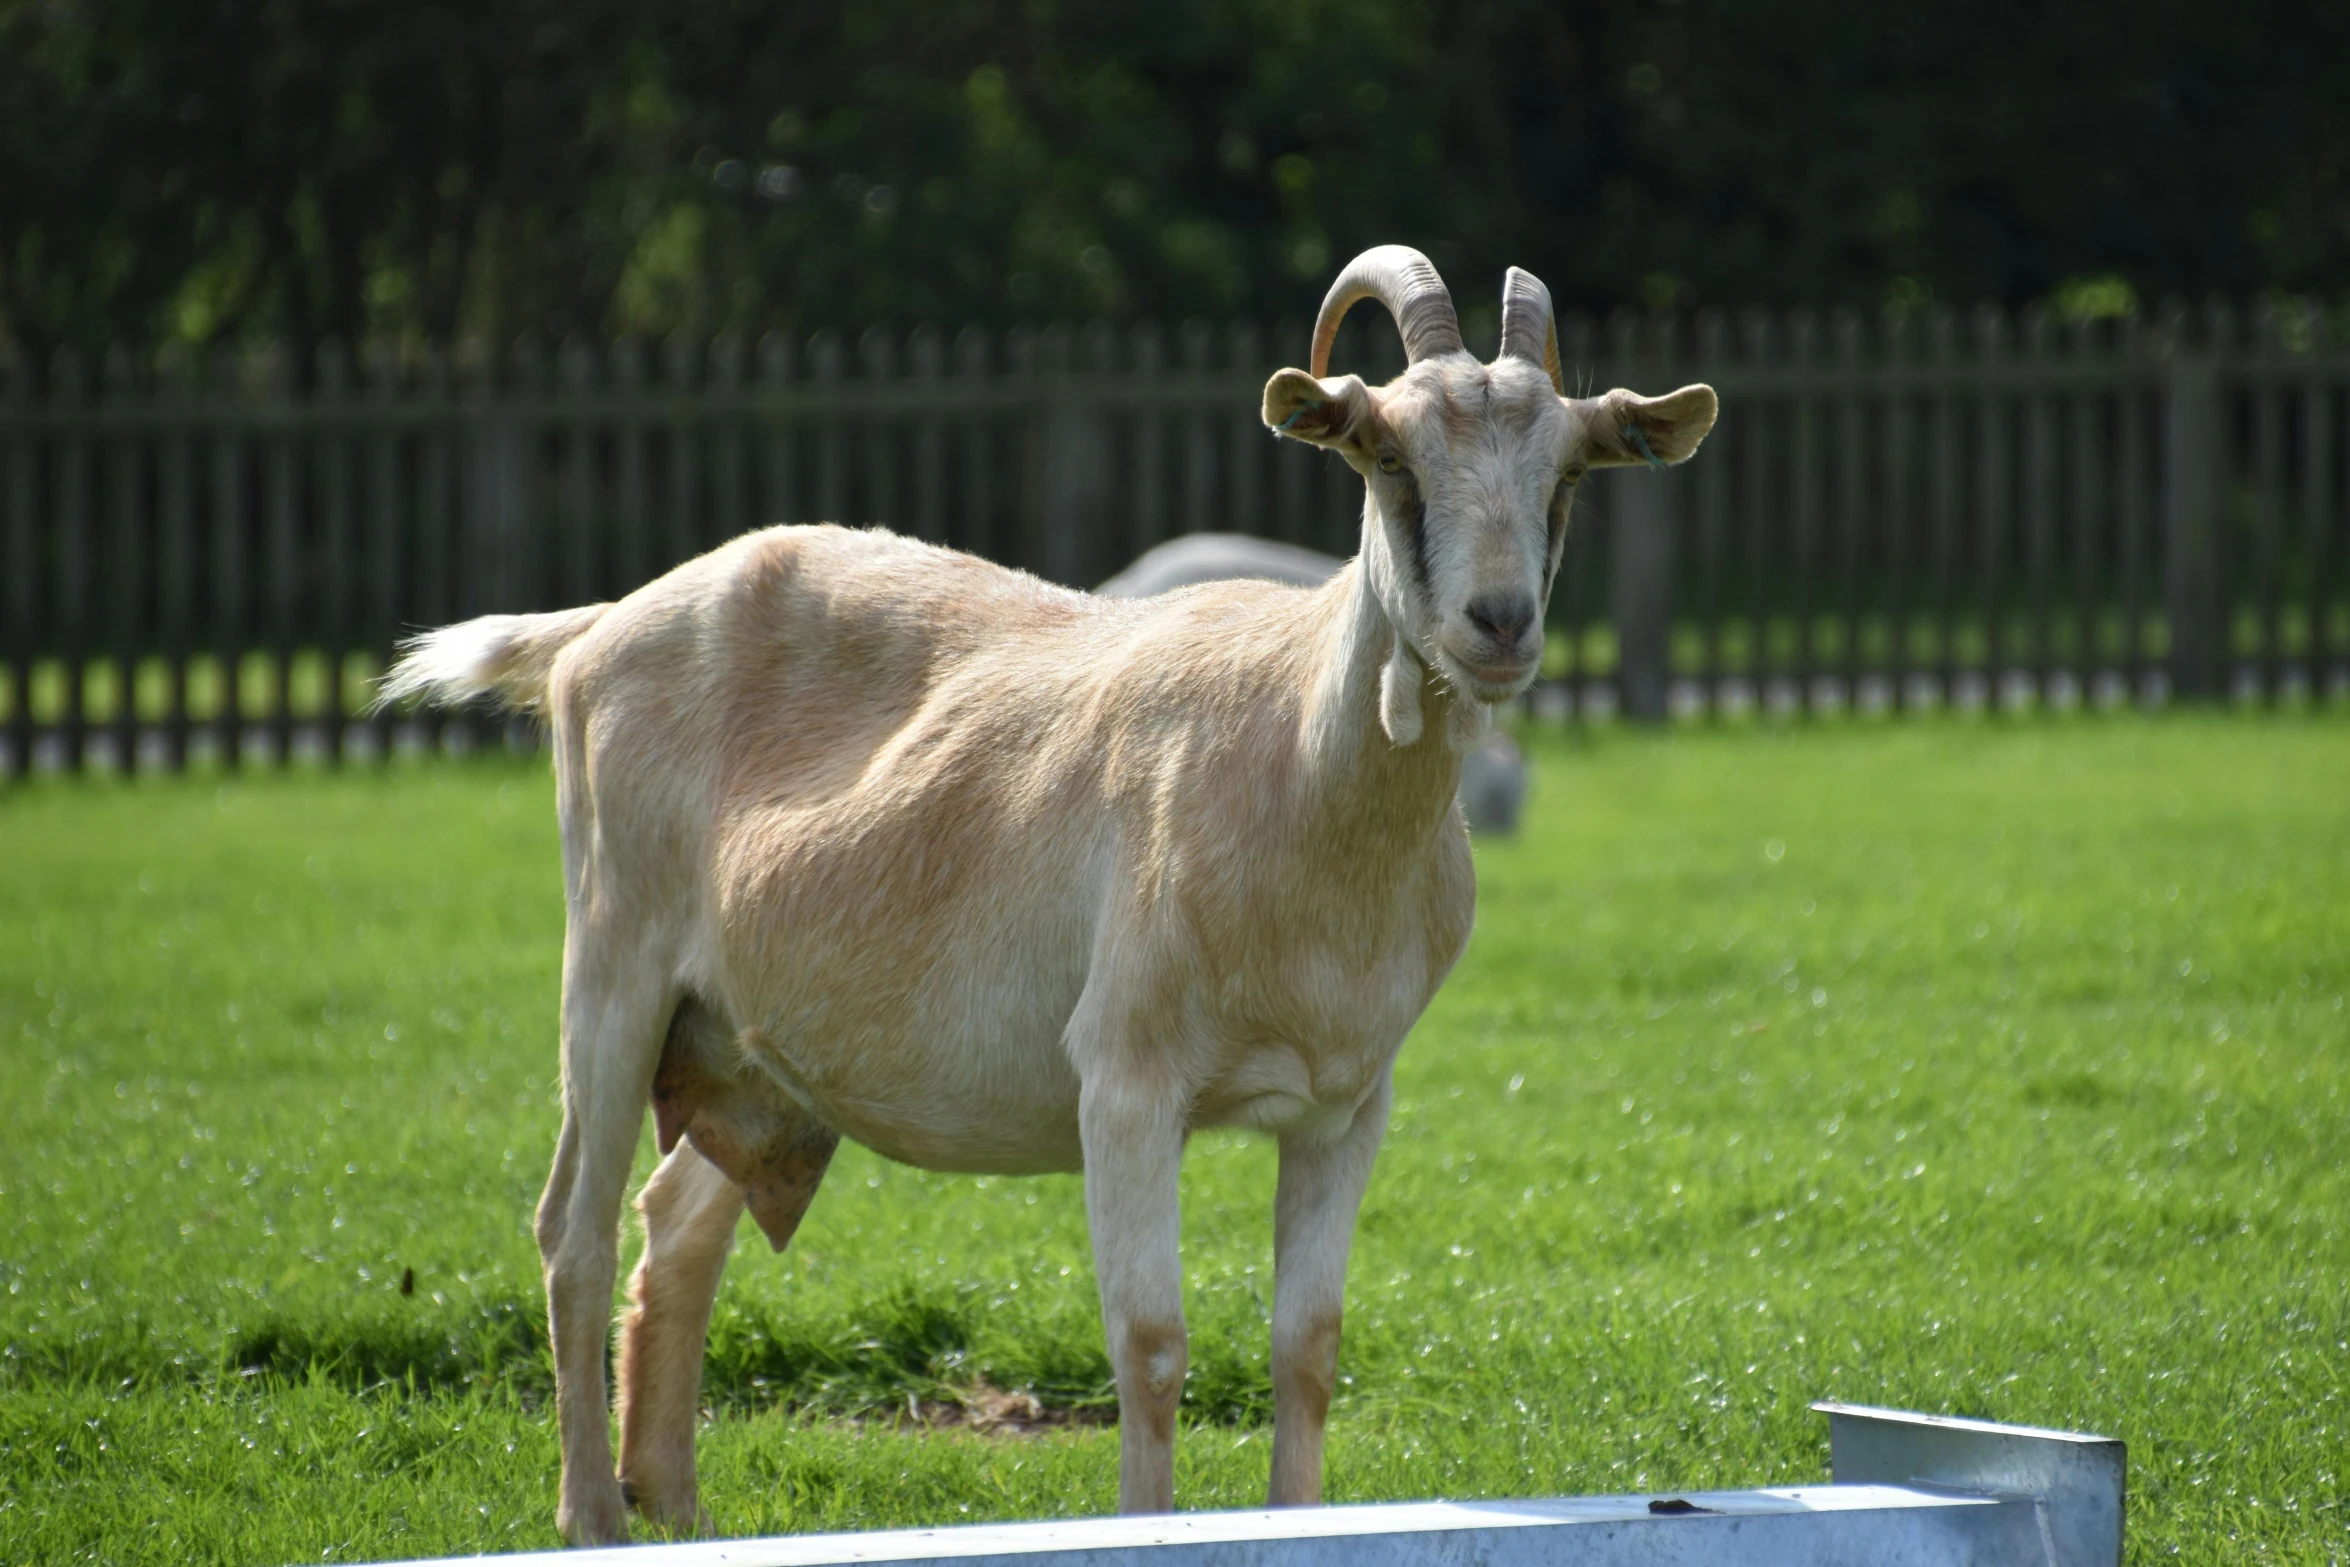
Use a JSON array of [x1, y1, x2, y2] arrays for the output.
[[868, 1381, 1115, 1438]]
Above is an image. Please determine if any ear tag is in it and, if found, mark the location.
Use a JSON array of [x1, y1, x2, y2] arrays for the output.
[[1274, 404, 1312, 434], [1624, 423, 1666, 469]]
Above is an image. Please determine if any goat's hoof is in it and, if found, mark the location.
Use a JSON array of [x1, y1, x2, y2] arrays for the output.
[[557, 1480, 630, 1547], [620, 1475, 712, 1538]]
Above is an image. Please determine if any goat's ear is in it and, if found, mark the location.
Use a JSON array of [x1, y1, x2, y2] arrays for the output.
[[1263, 369, 1372, 450], [1580, 383, 1719, 468]]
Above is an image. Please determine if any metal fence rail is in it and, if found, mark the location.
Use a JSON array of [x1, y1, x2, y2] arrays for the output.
[[2, 299, 2345, 775]]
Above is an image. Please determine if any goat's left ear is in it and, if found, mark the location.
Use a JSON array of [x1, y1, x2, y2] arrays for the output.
[[1263, 368, 1373, 450], [1582, 383, 1719, 468]]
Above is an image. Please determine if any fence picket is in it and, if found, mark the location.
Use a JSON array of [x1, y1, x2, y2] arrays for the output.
[[559, 339, 599, 609], [2303, 319, 2337, 688], [2067, 320, 2101, 701], [812, 332, 847, 527], [2252, 303, 2287, 703], [2117, 315, 2150, 693], [1225, 322, 1263, 548], [1693, 311, 1729, 707], [1179, 320, 1215, 538], [1832, 309, 1865, 703], [758, 333, 796, 541], [667, 334, 705, 566], [714, 334, 750, 566], [317, 343, 355, 761], [157, 347, 195, 768], [2023, 307, 2057, 699], [1977, 307, 2013, 704], [912, 327, 948, 544], [52, 349, 90, 767], [415, 347, 453, 752], [1881, 311, 1913, 707], [955, 327, 993, 560], [2, 355, 28, 776], [1927, 308, 1960, 703], [613, 339, 652, 595], [856, 329, 894, 540], [364, 345, 403, 757], [264, 348, 302, 762], [1736, 310, 1773, 703], [1128, 324, 1167, 558], [103, 348, 142, 768]]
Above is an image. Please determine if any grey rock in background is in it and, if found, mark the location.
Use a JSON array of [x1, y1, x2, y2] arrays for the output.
[[1096, 534, 1529, 835], [1455, 726, 1527, 836]]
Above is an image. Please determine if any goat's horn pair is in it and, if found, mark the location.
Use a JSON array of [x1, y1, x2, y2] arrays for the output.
[[1310, 245, 1465, 377], [1311, 248, 1566, 395], [1498, 265, 1564, 395]]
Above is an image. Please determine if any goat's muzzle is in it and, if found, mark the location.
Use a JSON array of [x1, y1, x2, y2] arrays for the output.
[[1445, 597, 1543, 700], [1449, 595, 1542, 696]]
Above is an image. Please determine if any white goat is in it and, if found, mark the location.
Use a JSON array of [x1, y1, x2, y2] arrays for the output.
[[1094, 532, 1344, 598], [380, 246, 1715, 1544], [1096, 533, 1529, 834]]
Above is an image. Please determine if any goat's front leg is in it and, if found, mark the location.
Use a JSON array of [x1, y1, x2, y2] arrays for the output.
[[1080, 1074, 1189, 1514], [1268, 1078, 1391, 1507]]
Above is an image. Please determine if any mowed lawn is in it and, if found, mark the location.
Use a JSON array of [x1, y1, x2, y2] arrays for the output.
[[1, 715, 2345, 1564]]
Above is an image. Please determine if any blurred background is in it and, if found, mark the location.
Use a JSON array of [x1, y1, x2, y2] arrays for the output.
[[8, 0, 2348, 350], [2, 0, 2347, 771]]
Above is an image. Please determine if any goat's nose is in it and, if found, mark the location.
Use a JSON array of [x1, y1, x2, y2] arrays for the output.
[[1465, 595, 1538, 650]]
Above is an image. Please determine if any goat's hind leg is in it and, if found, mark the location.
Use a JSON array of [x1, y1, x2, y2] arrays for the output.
[[615, 1144, 741, 1535], [619, 1007, 839, 1534], [537, 943, 672, 1547]]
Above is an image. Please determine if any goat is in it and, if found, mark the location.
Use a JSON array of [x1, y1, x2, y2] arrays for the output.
[[1097, 533, 1529, 834], [379, 246, 1715, 1544], [1093, 532, 1343, 598]]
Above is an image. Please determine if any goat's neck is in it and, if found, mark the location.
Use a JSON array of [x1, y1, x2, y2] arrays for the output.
[[1299, 544, 1474, 834]]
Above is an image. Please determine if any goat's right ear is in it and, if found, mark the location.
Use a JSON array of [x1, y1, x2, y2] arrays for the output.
[[1263, 369, 1371, 449]]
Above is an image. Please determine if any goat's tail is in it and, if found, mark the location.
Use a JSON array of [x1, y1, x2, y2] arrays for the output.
[[375, 603, 612, 714]]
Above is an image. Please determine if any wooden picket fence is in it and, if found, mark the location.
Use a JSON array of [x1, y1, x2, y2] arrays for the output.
[[2, 299, 2346, 775]]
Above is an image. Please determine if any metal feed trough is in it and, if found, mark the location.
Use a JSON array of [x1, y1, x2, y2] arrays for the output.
[[370, 1403, 2123, 1567]]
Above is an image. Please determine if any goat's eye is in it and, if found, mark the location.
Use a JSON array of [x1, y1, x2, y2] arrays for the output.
[[1376, 449, 1404, 475]]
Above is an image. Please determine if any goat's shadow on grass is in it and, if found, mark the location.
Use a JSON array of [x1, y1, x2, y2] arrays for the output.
[[11, 1280, 1285, 1427]]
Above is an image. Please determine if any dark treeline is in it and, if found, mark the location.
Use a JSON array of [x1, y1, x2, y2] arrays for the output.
[[3, 0, 2345, 363]]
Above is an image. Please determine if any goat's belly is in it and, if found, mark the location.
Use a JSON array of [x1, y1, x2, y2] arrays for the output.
[[733, 1007, 1088, 1177], [712, 814, 1100, 1174]]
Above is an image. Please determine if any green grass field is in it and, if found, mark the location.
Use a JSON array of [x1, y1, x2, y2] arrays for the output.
[[2, 715, 2345, 1563]]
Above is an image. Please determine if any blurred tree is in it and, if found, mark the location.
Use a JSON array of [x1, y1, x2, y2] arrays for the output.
[[0, 0, 645, 362], [0, 0, 2343, 360]]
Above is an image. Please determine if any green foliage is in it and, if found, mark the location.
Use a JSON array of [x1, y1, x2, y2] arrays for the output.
[[3, 2, 2346, 358], [0, 716, 2346, 1560]]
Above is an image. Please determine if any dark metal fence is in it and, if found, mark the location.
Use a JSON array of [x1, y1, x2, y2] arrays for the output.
[[3, 299, 2346, 775]]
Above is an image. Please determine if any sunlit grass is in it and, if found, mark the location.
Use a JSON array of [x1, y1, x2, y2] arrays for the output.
[[2, 715, 2345, 1562]]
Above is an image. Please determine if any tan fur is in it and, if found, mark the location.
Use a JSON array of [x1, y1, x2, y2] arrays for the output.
[[382, 253, 1715, 1544]]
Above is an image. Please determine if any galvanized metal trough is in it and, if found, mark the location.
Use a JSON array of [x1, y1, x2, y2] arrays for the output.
[[374, 1402, 2123, 1567]]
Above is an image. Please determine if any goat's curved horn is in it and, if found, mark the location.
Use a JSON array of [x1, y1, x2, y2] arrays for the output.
[[1498, 266, 1564, 394], [1309, 245, 1464, 377]]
